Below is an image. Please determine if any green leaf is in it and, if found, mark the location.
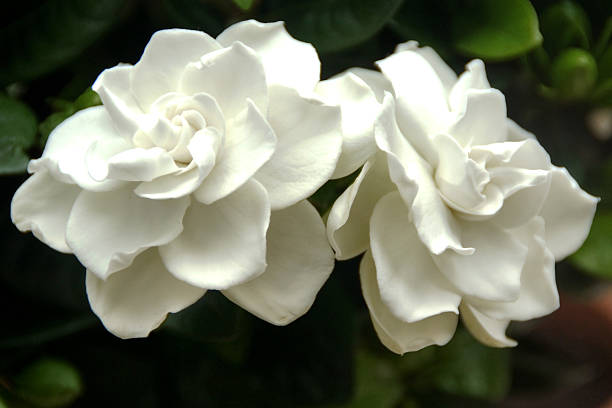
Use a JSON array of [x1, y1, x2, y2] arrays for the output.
[[541, 1, 591, 56], [274, 0, 404, 53], [418, 328, 511, 401], [0, 0, 124, 85], [0, 95, 37, 174], [346, 352, 403, 408], [13, 358, 82, 408], [571, 212, 612, 279], [452, 0, 542, 60], [598, 44, 612, 81], [233, 0, 254, 11]]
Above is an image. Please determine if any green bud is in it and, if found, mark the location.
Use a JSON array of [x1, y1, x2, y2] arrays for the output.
[[13, 358, 83, 408], [551, 48, 598, 100]]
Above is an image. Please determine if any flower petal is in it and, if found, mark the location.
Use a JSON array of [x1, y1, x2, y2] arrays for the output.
[[327, 152, 394, 260], [377, 50, 450, 137], [11, 171, 80, 253], [315, 72, 379, 178], [361, 251, 458, 354], [29, 106, 130, 191], [216, 20, 320, 94], [131, 29, 221, 110], [86, 248, 205, 339], [370, 192, 461, 322], [448, 59, 491, 113], [223, 200, 333, 325], [100, 147, 179, 182], [394, 41, 457, 95], [447, 88, 507, 147], [539, 166, 599, 260], [66, 188, 190, 279], [92, 65, 142, 138], [135, 128, 220, 199], [159, 179, 270, 290], [345, 68, 394, 102], [194, 99, 276, 204], [460, 302, 517, 347], [179, 41, 268, 119], [375, 94, 470, 256], [471, 217, 559, 321], [254, 85, 341, 210], [433, 220, 527, 302]]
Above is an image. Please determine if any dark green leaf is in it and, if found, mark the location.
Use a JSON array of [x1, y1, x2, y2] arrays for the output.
[[598, 44, 612, 81], [163, 291, 250, 342], [417, 328, 511, 401], [452, 0, 542, 60], [345, 352, 402, 408], [541, 1, 591, 56], [0, 95, 37, 174], [233, 0, 254, 11], [550, 47, 598, 100], [0, 0, 124, 85], [0, 315, 96, 349], [13, 358, 82, 408], [571, 211, 612, 279], [274, 0, 404, 53]]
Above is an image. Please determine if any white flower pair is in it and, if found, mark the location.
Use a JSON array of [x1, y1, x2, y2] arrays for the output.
[[11, 20, 597, 352]]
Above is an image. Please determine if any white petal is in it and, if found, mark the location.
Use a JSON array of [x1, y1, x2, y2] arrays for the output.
[[394, 41, 458, 95], [194, 100, 276, 204], [488, 139, 553, 229], [179, 41, 268, 119], [217, 20, 320, 94], [361, 251, 458, 354], [29, 106, 131, 191], [506, 118, 536, 141], [11, 171, 81, 253], [447, 88, 507, 147], [471, 217, 559, 321], [315, 72, 379, 178], [66, 188, 190, 279], [223, 200, 333, 325], [86, 248, 205, 339], [377, 50, 450, 137], [254, 85, 341, 210], [345, 68, 394, 102], [539, 166, 598, 260], [102, 147, 179, 182], [327, 152, 394, 260], [159, 179, 270, 290], [92, 65, 142, 138], [375, 94, 470, 256], [135, 128, 220, 199], [131, 29, 221, 110], [460, 302, 517, 347], [370, 192, 461, 322], [433, 220, 527, 302], [448, 60, 491, 113]]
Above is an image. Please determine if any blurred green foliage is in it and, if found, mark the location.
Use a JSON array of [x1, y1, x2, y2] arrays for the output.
[[0, 0, 611, 407]]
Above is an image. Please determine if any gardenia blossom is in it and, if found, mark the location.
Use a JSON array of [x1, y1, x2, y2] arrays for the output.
[[11, 20, 342, 338], [327, 42, 598, 353]]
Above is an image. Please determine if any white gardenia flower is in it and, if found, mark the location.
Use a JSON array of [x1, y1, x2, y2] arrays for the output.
[[11, 20, 343, 339], [327, 42, 599, 354]]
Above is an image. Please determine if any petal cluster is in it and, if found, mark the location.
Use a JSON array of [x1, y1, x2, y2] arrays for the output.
[[327, 42, 598, 353], [11, 20, 342, 338]]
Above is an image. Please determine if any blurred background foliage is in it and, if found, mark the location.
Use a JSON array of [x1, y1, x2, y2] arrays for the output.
[[0, 0, 611, 407]]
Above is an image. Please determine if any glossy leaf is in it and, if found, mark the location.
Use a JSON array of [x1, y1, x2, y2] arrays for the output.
[[0, 0, 124, 85], [541, 1, 591, 56], [571, 212, 612, 279], [452, 0, 542, 60], [0, 95, 37, 174], [13, 358, 82, 408], [274, 0, 404, 53]]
